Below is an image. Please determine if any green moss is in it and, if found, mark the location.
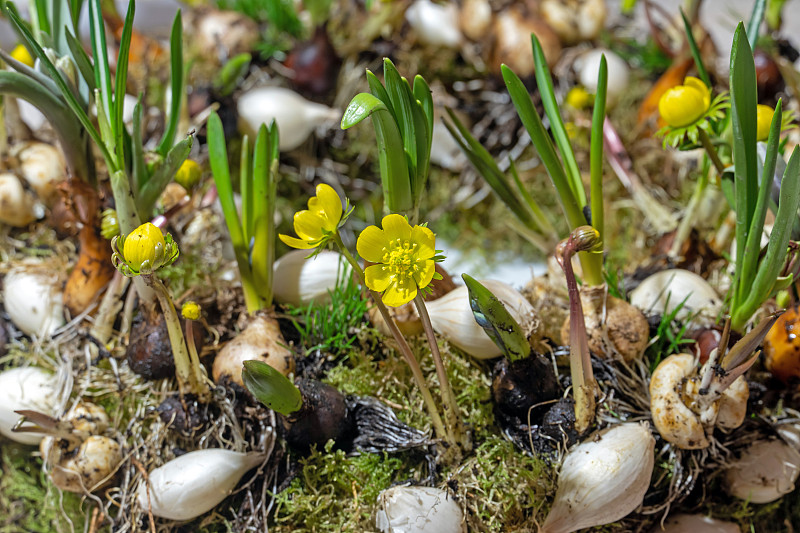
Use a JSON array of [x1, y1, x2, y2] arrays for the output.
[[272, 442, 410, 532], [0, 442, 85, 533]]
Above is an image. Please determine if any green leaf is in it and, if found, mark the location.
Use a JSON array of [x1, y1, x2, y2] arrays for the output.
[[342, 93, 412, 214], [680, 9, 711, 88], [382, 59, 417, 185], [502, 64, 585, 229], [242, 360, 303, 415], [214, 53, 252, 97], [366, 70, 394, 115], [131, 100, 147, 197], [157, 11, 184, 155], [65, 29, 96, 97], [462, 275, 530, 362], [729, 22, 759, 311], [240, 134, 253, 245], [531, 34, 585, 208], [739, 100, 782, 300], [138, 136, 192, 217], [589, 54, 607, 242], [746, 0, 767, 47], [113, 0, 135, 167], [88, 0, 113, 136]]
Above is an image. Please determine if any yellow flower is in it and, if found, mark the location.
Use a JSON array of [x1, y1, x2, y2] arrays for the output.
[[356, 214, 436, 307], [565, 86, 593, 110], [658, 77, 711, 128], [279, 183, 343, 249], [756, 104, 775, 142], [175, 159, 202, 190], [123, 222, 166, 272], [181, 301, 201, 320], [10, 44, 34, 68]]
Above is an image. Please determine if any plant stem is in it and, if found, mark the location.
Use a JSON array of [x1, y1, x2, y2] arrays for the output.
[[334, 236, 450, 445], [413, 293, 470, 452], [698, 129, 726, 176], [556, 228, 600, 434], [146, 275, 209, 400]]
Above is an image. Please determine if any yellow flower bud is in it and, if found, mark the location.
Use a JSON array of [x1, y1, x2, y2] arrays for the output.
[[658, 77, 711, 128], [123, 222, 165, 273], [181, 301, 201, 320], [175, 159, 202, 190], [566, 86, 593, 110], [756, 104, 775, 142], [10, 44, 34, 68]]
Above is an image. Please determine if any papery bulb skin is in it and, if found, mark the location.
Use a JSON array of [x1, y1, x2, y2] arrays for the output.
[[376, 486, 466, 533], [542, 423, 655, 533], [0, 367, 58, 445], [725, 439, 800, 504]]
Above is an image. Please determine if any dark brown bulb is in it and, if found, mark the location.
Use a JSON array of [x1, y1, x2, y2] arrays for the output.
[[754, 49, 784, 103], [284, 26, 340, 97]]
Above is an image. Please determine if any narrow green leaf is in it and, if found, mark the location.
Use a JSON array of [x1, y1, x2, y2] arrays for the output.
[[114, 0, 135, 168], [342, 93, 412, 214], [65, 30, 96, 95], [729, 22, 759, 311], [251, 124, 277, 304], [531, 35, 585, 208], [680, 9, 711, 88], [739, 100, 782, 299], [88, 0, 113, 134], [589, 55, 607, 242], [213, 53, 252, 97], [462, 274, 530, 362], [240, 134, 253, 245], [746, 0, 767, 47], [734, 146, 800, 330], [502, 64, 585, 229], [131, 100, 147, 196], [366, 70, 394, 115], [401, 79, 430, 207], [138, 136, 192, 217], [157, 11, 184, 155], [0, 48, 61, 96], [242, 360, 303, 415], [382, 59, 417, 187], [509, 159, 557, 239], [413, 75, 434, 141]]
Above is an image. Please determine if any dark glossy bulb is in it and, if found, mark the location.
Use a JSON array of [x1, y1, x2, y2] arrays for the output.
[[754, 49, 784, 103], [284, 26, 341, 97]]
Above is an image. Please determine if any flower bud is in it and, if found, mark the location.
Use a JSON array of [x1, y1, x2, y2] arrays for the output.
[[658, 77, 710, 128], [100, 209, 120, 240], [175, 159, 202, 190], [10, 43, 34, 67], [756, 104, 774, 142], [181, 301, 201, 320], [123, 222, 165, 273]]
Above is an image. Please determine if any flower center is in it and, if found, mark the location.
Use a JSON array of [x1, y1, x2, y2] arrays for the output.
[[382, 239, 419, 277]]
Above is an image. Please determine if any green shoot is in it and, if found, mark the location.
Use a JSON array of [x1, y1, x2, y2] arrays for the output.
[[728, 23, 800, 331], [207, 111, 280, 313], [462, 275, 530, 363], [242, 360, 303, 416], [644, 295, 695, 373], [341, 59, 433, 223]]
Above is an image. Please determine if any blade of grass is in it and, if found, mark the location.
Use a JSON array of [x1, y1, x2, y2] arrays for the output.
[[531, 35, 585, 208], [88, 0, 113, 135], [680, 9, 711, 88], [589, 54, 607, 242], [156, 11, 183, 155]]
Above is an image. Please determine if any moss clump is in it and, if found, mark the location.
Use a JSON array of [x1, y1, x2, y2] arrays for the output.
[[272, 442, 410, 532], [0, 442, 85, 533]]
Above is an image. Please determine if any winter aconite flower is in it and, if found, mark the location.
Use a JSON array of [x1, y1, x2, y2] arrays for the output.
[[657, 77, 728, 148], [175, 159, 202, 190], [659, 77, 710, 128], [280, 184, 345, 250], [10, 44, 34, 67], [357, 214, 440, 307], [111, 222, 180, 276], [181, 301, 201, 320], [756, 104, 775, 142]]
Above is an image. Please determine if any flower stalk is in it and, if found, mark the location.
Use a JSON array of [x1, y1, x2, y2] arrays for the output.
[[556, 226, 603, 434]]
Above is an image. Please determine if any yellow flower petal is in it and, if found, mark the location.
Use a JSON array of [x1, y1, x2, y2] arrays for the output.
[[315, 183, 343, 230], [365, 264, 393, 292], [381, 214, 412, 242], [658, 84, 708, 128], [409, 225, 436, 259], [684, 77, 710, 104], [357, 225, 387, 263], [279, 234, 316, 249], [382, 279, 417, 307], [124, 222, 165, 271], [293, 210, 326, 241], [756, 104, 775, 142], [413, 259, 436, 289]]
